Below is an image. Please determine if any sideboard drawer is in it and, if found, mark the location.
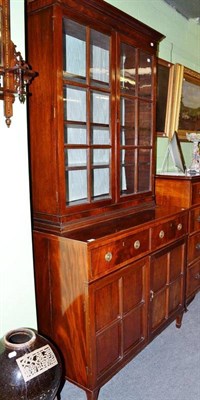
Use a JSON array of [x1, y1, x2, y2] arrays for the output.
[[189, 206, 200, 234], [90, 229, 150, 278], [186, 261, 200, 298], [151, 214, 187, 251], [192, 183, 200, 205], [187, 232, 200, 264]]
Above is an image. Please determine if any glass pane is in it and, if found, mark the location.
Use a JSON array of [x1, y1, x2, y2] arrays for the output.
[[92, 168, 110, 198], [138, 149, 151, 192], [64, 124, 87, 144], [91, 91, 109, 124], [138, 51, 152, 99], [92, 126, 110, 145], [63, 86, 86, 122], [66, 170, 87, 203], [64, 149, 87, 167], [120, 149, 135, 195], [138, 101, 152, 146], [90, 29, 110, 87], [92, 149, 110, 165], [120, 98, 135, 145], [63, 19, 86, 83], [120, 43, 136, 95]]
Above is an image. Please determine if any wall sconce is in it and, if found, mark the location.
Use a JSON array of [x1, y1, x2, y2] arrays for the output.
[[0, 0, 37, 127]]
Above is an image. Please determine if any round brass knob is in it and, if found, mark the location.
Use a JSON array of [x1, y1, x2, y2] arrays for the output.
[[159, 230, 165, 239], [134, 240, 140, 250], [105, 252, 112, 262], [177, 223, 182, 231]]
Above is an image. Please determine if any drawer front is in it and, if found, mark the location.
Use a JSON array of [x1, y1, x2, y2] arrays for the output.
[[151, 214, 187, 251], [189, 206, 200, 234], [90, 229, 150, 278], [192, 183, 200, 205], [188, 232, 200, 264], [186, 261, 200, 298]]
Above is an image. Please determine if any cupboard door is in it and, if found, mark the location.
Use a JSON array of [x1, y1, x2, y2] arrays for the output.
[[119, 40, 153, 198], [149, 240, 186, 337], [90, 257, 149, 381], [63, 19, 113, 206]]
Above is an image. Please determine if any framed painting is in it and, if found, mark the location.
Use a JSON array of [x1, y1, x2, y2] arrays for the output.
[[178, 67, 200, 140]]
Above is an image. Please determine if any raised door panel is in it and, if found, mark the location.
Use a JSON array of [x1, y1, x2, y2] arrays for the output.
[[189, 206, 200, 234], [91, 257, 149, 381], [122, 259, 148, 355], [187, 232, 200, 264], [192, 183, 200, 205], [186, 261, 200, 299]]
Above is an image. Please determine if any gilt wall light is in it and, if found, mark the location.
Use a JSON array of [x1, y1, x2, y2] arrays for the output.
[[0, 0, 37, 127]]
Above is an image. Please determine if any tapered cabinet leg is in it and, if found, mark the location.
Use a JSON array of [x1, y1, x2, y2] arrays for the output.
[[86, 388, 100, 400], [176, 311, 184, 328]]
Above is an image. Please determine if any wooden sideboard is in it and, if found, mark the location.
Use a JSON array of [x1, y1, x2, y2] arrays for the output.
[[156, 173, 200, 303], [33, 205, 187, 399]]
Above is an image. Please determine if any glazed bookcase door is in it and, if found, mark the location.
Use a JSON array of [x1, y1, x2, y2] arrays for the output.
[[63, 18, 113, 207], [27, 0, 163, 230], [119, 38, 154, 200]]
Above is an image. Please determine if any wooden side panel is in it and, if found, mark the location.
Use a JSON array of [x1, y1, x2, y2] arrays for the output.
[[155, 178, 191, 208], [33, 231, 89, 387], [27, 7, 60, 215]]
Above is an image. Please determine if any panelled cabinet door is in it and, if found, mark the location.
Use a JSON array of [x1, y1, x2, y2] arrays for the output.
[[89, 257, 149, 383], [149, 239, 186, 337]]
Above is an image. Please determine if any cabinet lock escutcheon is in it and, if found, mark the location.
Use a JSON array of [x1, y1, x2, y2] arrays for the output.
[[195, 243, 200, 251], [196, 216, 200, 222], [159, 230, 165, 239], [105, 252, 112, 262], [134, 240, 140, 250], [150, 290, 154, 301], [194, 273, 200, 280], [177, 223, 182, 231]]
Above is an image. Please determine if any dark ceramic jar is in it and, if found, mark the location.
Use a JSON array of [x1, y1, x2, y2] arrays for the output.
[[0, 327, 62, 400]]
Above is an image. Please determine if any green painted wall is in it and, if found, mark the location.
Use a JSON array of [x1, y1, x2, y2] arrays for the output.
[[105, 0, 200, 72], [105, 0, 200, 172]]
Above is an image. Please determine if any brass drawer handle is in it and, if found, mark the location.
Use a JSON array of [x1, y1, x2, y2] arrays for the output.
[[134, 240, 140, 250], [196, 216, 200, 222], [159, 230, 165, 239], [177, 223, 182, 231], [105, 252, 112, 262], [194, 273, 200, 280], [195, 243, 200, 251]]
